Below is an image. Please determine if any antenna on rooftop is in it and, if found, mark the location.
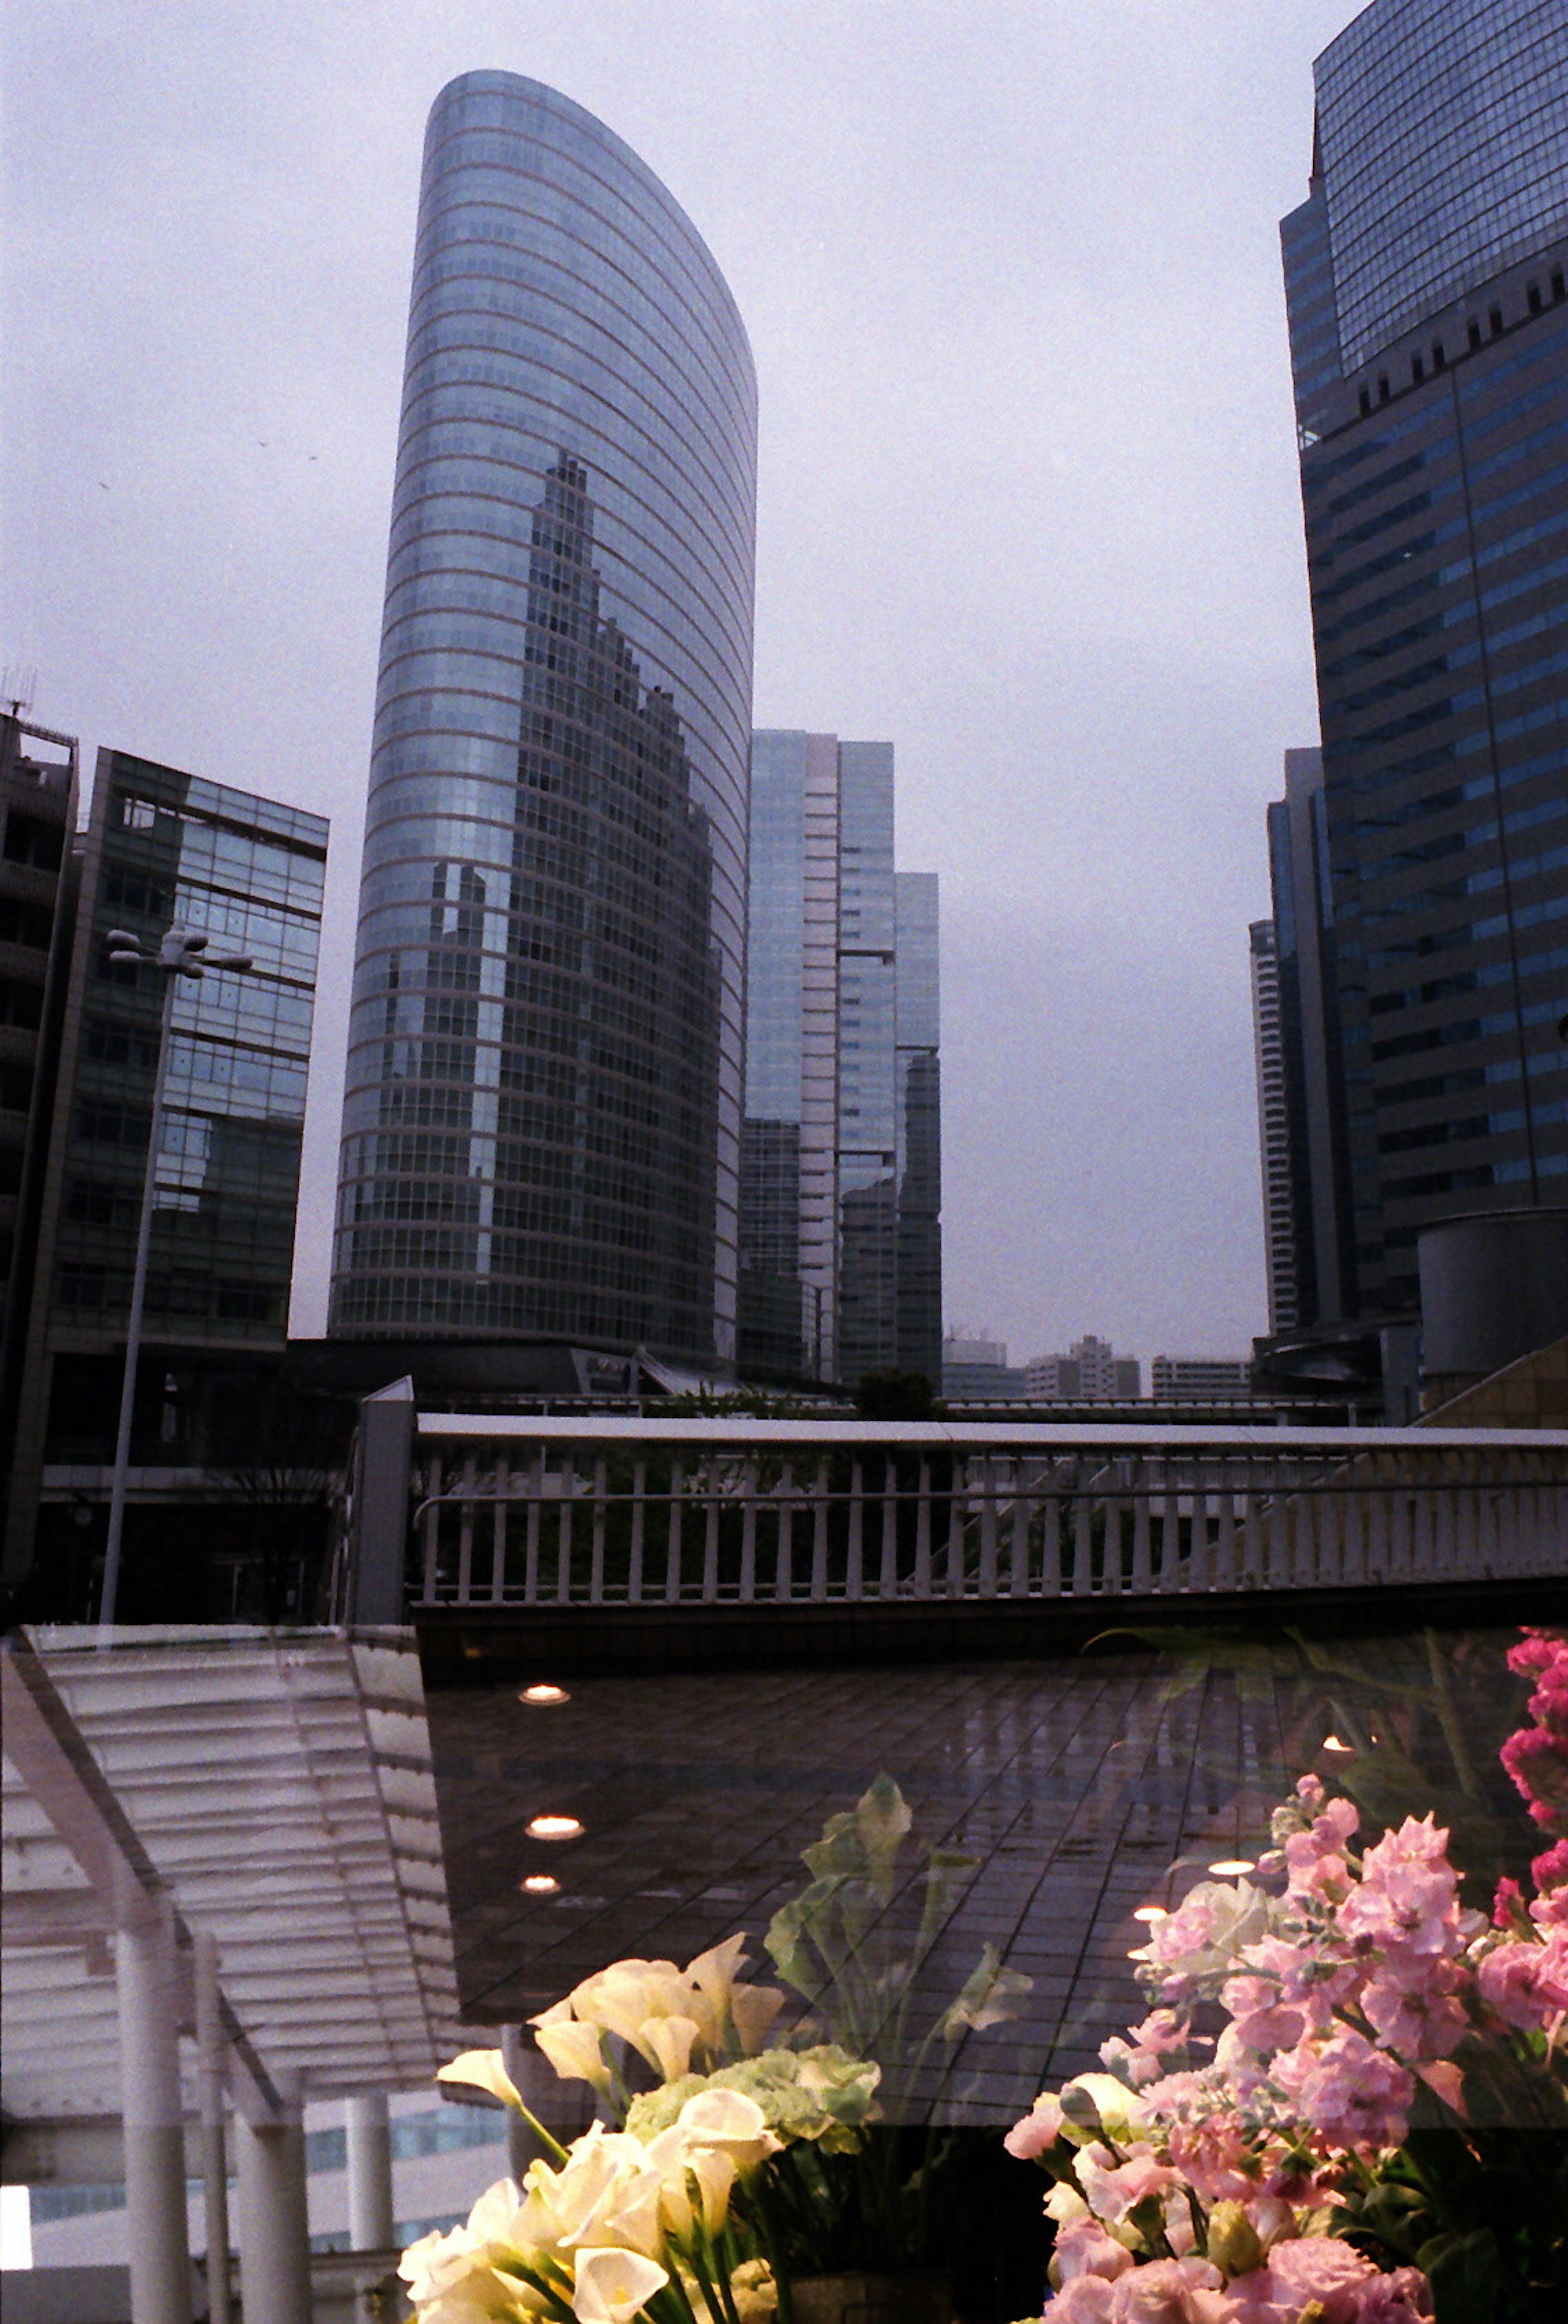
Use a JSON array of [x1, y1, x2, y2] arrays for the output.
[[2, 666, 38, 719]]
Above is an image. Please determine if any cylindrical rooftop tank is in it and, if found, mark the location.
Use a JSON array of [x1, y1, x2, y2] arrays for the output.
[[1418, 1209, 1568, 1383]]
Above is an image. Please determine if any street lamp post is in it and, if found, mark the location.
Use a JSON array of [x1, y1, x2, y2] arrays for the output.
[[98, 926, 252, 1629]]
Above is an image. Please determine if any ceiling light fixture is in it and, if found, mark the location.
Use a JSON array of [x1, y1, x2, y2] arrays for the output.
[[521, 1873, 561, 1895], [1322, 1734, 1354, 1753], [1131, 1905, 1168, 1923], [519, 1683, 570, 1707], [1208, 1859, 1255, 1875], [526, 1813, 583, 1841]]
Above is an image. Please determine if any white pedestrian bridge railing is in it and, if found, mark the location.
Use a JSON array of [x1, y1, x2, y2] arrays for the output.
[[390, 1417, 1568, 1611]]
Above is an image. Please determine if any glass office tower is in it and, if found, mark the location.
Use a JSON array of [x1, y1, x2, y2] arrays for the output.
[[3, 751, 327, 1596], [1278, 0, 1568, 1324], [739, 732, 941, 1385], [331, 74, 757, 1362]]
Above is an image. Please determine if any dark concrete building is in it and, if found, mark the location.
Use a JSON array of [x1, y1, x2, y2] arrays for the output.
[[1278, 0, 1568, 1330], [330, 75, 756, 1366], [2, 749, 327, 1616]]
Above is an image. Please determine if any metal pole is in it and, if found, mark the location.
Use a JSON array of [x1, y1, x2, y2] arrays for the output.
[[194, 1931, 234, 2324], [116, 1899, 193, 2324], [100, 968, 178, 1628]]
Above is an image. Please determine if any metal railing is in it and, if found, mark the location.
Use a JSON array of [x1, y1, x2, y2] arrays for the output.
[[395, 1418, 1568, 1609]]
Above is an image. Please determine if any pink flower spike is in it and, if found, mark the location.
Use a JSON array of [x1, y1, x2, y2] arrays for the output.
[[1492, 1875, 1527, 1928]]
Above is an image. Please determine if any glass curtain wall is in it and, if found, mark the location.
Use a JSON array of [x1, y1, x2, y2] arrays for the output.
[[331, 74, 757, 1362]]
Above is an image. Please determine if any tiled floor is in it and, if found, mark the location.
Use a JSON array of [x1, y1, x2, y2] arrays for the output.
[[423, 1629, 1528, 2123]]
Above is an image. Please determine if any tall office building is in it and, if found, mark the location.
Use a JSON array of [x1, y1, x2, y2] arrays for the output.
[[739, 732, 941, 1385], [1279, 0, 1568, 1325], [331, 74, 757, 1364], [1250, 748, 1352, 1334], [1249, 922, 1296, 1332], [2, 750, 327, 1606], [0, 712, 79, 1535]]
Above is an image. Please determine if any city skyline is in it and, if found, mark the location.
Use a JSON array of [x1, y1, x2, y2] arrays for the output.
[[9, 2, 1373, 1357]]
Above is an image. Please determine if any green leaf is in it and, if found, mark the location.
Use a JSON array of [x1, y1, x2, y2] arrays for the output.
[[1420, 2228, 1499, 2324]]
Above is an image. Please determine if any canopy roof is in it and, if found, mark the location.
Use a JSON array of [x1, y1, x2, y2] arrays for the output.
[[2, 1627, 463, 2132]]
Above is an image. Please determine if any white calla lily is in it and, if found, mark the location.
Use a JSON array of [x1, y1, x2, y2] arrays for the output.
[[571, 2246, 668, 2324], [436, 2049, 527, 2111], [534, 2015, 612, 2092], [674, 2086, 783, 2170]]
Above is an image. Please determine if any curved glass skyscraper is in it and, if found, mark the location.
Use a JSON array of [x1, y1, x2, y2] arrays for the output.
[[331, 74, 756, 1359]]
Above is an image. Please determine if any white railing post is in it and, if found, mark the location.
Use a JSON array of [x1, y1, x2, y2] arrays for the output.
[[811, 1461, 829, 1601], [665, 1461, 685, 1601], [739, 1457, 757, 1603], [589, 1456, 607, 1605], [628, 1459, 646, 1604]]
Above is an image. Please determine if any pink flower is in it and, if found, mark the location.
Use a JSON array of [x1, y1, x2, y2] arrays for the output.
[[1220, 1974, 1307, 2056], [1007, 2092, 1066, 2159], [1110, 2258, 1227, 2324], [1103, 2008, 1189, 2086], [1272, 2029, 1413, 2148], [1508, 1630, 1559, 1680], [1339, 1818, 1459, 1957], [1532, 1837, 1568, 1904], [1360, 1957, 1469, 2058], [1053, 2218, 1138, 2285], [1044, 2277, 1118, 2323], [1477, 1930, 1568, 2030], [1074, 2141, 1182, 2224], [1283, 1831, 1352, 1903], [1261, 2237, 1375, 2324], [1492, 1875, 1527, 1928], [1165, 2115, 1255, 2204], [1501, 1728, 1568, 1827], [1354, 2267, 1434, 2322]]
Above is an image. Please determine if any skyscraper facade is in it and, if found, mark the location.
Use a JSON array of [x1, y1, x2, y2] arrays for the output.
[[2, 750, 327, 1598], [331, 74, 757, 1363], [0, 712, 79, 1537], [1279, 0, 1568, 1326], [1250, 748, 1353, 1334], [739, 732, 941, 1385]]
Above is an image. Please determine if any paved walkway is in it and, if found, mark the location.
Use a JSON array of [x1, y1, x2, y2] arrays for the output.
[[424, 1627, 1528, 2123]]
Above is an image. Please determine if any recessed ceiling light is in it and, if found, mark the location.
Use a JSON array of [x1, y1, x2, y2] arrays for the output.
[[1208, 1859, 1254, 1875], [1322, 1734, 1353, 1753], [521, 1873, 560, 1895], [1131, 1905, 1168, 1923], [527, 1814, 583, 1841], [519, 1683, 570, 1706]]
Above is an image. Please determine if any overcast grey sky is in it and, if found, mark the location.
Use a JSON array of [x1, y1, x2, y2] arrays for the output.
[[3, 0, 1356, 1362]]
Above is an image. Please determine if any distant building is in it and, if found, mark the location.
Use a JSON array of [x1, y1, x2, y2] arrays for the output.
[[1150, 1355, 1253, 1404], [1026, 1335, 1140, 1402], [941, 1330, 1028, 1402], [739, 732, 941, 1385], [1278, 0, 1568, 1327], [0, 712, 80, 1549], [2, 749, 327, 1616], [1252, 748, 1352, 1338]]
